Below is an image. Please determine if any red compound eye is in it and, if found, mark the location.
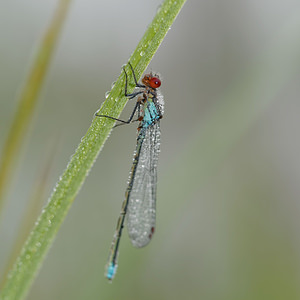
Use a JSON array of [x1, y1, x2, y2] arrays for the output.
[[149, 77, 161, 89]]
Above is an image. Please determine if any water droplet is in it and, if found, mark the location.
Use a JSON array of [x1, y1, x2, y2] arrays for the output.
[[111, 81, 116, 89], [105, 91, 110, 99], [140, 50, 145, 57]]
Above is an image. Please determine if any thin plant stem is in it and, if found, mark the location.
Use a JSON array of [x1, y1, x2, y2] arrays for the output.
[[0, 1, 186, 299], [0, 0, 72, 214]]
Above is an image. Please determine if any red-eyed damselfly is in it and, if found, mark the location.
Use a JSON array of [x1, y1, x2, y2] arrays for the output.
[[96, 63, 164, 281]]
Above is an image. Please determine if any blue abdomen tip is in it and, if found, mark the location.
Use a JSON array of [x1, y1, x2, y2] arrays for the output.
[[106, 262, 117, 280]]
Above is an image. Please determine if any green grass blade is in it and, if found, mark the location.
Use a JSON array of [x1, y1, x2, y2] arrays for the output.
[[0, 0, 186, 299], [0, 0, 72, 214]]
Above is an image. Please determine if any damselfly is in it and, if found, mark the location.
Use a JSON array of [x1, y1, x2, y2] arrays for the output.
[[96, 63, 164, 281]]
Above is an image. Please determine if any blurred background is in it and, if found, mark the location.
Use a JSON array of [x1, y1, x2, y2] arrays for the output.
[[1, 0, 300, 299]]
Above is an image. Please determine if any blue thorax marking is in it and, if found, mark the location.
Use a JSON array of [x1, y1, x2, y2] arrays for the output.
[[141, 100, 160, 128]]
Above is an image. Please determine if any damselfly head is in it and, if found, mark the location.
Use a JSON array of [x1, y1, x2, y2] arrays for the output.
[[142, 73, 161, 89]]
